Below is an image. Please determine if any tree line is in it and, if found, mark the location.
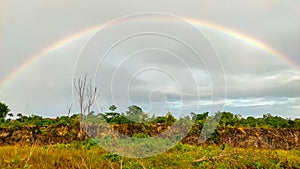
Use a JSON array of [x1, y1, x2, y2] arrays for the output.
[[0, 101, 299, 129]]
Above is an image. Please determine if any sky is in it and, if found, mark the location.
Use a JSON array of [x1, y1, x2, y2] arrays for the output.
[[0, 0, 299, 119]]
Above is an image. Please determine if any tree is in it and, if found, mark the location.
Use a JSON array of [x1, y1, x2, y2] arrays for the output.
[[104, 105, 120, 123], [125, 105, 148, 123], [7, 113, 13, 121], [0, 101, 10, 122], [74, 75, 88, 123], [85, 82, 99, 116], [241, 116, 257, 127], [165, 111, 176, 125], [218, 112, 241, 127], [73, 75, 99, 121], [154, 116, 166, 123], [191, 112, 209, 122], [109, 105, 117, 111], [292, 119, 300, 129], [73, 75, 100, 147], [65, 103, 73, 117]]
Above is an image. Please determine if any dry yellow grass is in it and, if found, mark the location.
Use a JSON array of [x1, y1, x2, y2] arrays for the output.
[[0, 143, 299, 169]]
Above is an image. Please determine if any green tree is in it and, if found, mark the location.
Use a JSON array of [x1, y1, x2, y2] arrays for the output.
[[109, 105, 117, 111], [0, 101, 10, 122], [125, 105, 148, 123], [154, 116, 166, 123], [103, 105, 132, 124], [292, 118, 300, 129], [263, 114, 289, 128], [218, 112, 241, 127], [165, 112, 176, 125], [191, 112, 209, 121], [241, 116, 257, 127], [103, 112, 121, 123]]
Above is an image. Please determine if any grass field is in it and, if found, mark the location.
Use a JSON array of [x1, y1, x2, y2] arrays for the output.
[[0, 142, 299, 169]]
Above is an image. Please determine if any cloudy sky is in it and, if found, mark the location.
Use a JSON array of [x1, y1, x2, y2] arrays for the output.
[[0, 0, 299, 119]]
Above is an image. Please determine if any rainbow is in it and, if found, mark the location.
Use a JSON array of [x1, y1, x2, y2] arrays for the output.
[[0, 17, 296, 91]]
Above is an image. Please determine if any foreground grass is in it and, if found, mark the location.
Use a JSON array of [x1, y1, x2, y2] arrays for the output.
[[0, 143, 299, 169]]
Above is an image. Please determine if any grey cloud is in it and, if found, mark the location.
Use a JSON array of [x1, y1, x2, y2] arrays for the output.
[[225, 70, 300, 98], [0, 1, 299, 118]]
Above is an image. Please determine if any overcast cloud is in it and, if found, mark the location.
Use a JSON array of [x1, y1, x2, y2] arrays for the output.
[[0, 0, 299, 119]]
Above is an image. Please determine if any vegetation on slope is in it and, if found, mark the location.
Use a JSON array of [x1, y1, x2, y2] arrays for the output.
[[0, 101, 300, 168]]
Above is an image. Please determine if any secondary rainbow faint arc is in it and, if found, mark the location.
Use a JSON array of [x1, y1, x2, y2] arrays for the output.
[[0, 19, 294, 90]]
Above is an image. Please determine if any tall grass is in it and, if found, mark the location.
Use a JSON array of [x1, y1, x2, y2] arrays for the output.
[[0, 143, 299, 168]]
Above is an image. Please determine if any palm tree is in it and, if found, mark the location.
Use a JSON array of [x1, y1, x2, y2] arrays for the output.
[[0, 101, 10, 122]]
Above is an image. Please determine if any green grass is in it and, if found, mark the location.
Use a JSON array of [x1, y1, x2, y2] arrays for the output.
[[0, 143, 299, 169]]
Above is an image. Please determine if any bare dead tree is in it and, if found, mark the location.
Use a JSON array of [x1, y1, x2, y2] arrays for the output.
[[73, 75, 87, 124], [65, 103, 73, 117], [84, 81, 100, 116], [82, 78, 100, 134], [73, 75, 100, 148]]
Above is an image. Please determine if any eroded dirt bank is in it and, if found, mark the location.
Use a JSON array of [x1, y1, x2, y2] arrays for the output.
[[0, 124, 299, 149]]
